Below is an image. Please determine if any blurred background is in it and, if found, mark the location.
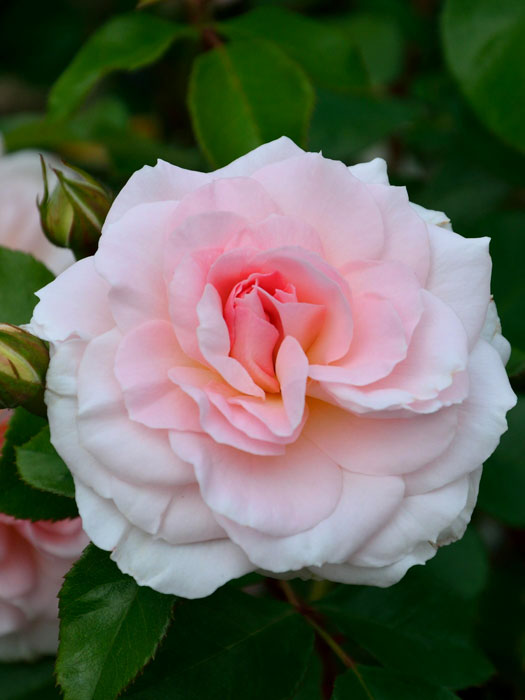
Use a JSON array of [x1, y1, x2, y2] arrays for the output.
[[0, 0, 523, 697]]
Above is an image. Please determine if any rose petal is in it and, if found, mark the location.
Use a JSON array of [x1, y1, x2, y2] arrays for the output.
[[157, 483, 226, 545], [112, 527, 254, 599], [96, 201, 180, 332], [170, 432, 343, 537], [348, 157, 389, 185], [342, 259, 423, 343], [368, 184, 430, 284], [171, 177, 279, 229], [31, 257, 112, 342], [196, 283, 265, 397], [252, 247, 353, 364], [405, 339, 517, 494], [115, 320, 200, 430], [320, 290, 469, 413], [304, 398, 459, 476], [167, 213, 251, 359], [250, 214, 324, 256], [253, 152, 384, 265], [168, 367, 285, 455], [350, 475, 472, 567], [308, 294, 408, 386], [217, 470, 404, 571], [77, 328, 195, 487], [74, 481, 129, 551], [426, 224, 491, 348]]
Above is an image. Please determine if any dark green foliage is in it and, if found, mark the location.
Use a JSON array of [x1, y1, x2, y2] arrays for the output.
[[478, 395, 525, 526], [0, 248, 53, 326], [333, 666, 459, 700], [124, 587, 315, 699], [0, 408, 78, 520], [0, 658, 61, 699], [188, 39, 314, 167], [315, 567, 493, 689], [442, 0, 525, 153], [48, 13, 196, 119], [220, 7, 369, 92], [56, 545, 175, 700], [16, 424, 76, 499]]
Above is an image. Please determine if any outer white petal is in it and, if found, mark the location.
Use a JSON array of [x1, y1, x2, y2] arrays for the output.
[[45, 333, 248, 598], [310, 470, 481, 588], [46, 340, 116, 500], [348, 157, 389, 185], [106, 136, 302, 226], [74, 481, 129, 551], [215, 136, 303, 178], [216, 470, 404, 572], [410, 201, 452, 230], [350, 475, 472, 568], [30, 257, 112, 343], [96, 201, 180, 333], [405, 339, 516, 494], [76, 328, 194, 488], [112, 527, 254, 599], [309, 545, 434, 588], [426, 224, 491, 348], [481, 299, 511, 364]]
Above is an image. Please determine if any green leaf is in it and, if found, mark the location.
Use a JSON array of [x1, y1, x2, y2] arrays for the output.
[[484, 211, 525, 351], [16, 424, 75, 499], [0, 248, 54, 326], [291, 653, 322, 700], [478, 394, 525, 527], [309, 90, 420, 161], [315, 568, 493, 689], [442, 0, 525, 153], [220, 7, 368, 92], [333, 666, 459, 700], [124, 587, 315, 699], [326, 12, 404, 86], [1, 103, 204, 180], [0, 658, 61, 700], [188, 39, 314, 167], [422, 525, 488, 599], [48, 13, 195, 119], [410, 160, 510, 234], [0, 408, 78, 520], [507, 346, 525, 378], [477, 562, 525, 689], [56, 544, 175, 700]]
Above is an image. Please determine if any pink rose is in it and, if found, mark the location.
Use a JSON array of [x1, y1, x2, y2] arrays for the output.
[[0, 147, 74, 274], [30, 138, 516, 598], [0, 410, 87, 660]]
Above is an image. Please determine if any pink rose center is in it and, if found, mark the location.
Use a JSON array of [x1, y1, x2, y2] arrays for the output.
[[223, 268, 327, 393]]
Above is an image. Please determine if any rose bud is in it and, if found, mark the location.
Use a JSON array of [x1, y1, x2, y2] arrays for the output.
[[0, 411, 88, 661], [0, 324, 49, 416], [0, 147, 74, 274], [38, 157, 112, 260], [28, 138, 516, 599]]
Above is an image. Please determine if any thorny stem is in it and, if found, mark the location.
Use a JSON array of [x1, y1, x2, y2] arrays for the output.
[[278, 580, 373, 699]]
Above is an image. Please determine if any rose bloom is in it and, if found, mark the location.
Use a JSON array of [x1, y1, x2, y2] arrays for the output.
[[0, 145, 74, 274], [0, 410, 87, 660], [30, 138, 516, 598]]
